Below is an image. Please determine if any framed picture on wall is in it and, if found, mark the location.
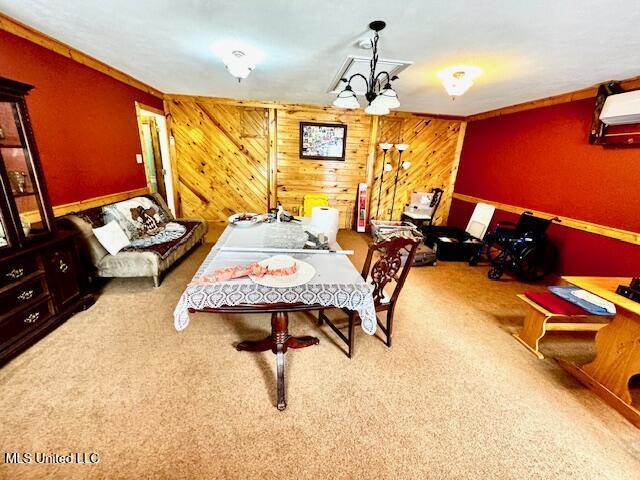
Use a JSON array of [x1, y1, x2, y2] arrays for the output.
[[299, 122, 347, 161]]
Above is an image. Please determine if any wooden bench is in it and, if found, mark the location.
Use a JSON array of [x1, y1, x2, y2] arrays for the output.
[[513, 293, 608, 359]]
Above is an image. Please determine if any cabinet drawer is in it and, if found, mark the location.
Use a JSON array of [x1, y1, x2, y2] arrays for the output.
[[0, 257, 41, 289], [0, 275, 48, 313], [0, 297, 54, 348], [44, 244, 80, 309]]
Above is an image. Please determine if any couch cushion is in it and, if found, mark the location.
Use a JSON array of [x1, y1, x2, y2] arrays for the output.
[[97, 250, 160, 278], [524, 291, 589, 316]]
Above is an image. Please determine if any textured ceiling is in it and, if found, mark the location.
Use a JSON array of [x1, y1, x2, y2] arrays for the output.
[[2, 0, 640, 115]]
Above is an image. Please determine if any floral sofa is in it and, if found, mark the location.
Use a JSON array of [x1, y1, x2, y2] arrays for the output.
[[59, 193, 207, 287]]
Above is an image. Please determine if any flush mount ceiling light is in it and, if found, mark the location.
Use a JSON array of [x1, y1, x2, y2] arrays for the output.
[[333, 21, 401, 115], [211, 41, 263, 83], [437, 65, 482, 99], [224, 50, 255, 82]]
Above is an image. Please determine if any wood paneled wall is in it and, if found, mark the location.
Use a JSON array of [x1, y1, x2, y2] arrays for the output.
[[370, 115, 464, 224], [166, 96, 464, 228], [168, 100, 270, 223], [276, 108, 372, 228]]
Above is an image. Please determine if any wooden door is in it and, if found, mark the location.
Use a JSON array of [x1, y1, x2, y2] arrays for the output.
[[168, 101, 270, 223]]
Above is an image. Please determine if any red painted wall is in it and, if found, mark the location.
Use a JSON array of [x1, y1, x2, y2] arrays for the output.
[[0, 30, 163, 206], [448, 197, 640, 277], [450, 98, 640, 276]]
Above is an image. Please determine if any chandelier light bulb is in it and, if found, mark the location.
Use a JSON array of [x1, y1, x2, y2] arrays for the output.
[[384, 162, 393, 172], [377, 85, 400, 109], [402, 161, 411, 170], [333, 85, 360, 109], [364, 101, 390, 116]]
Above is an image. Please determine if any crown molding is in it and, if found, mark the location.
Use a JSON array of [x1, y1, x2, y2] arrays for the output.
[[0, 12, 162, 98], [3, 11, 639, 127], [466, 75, 640, 122]]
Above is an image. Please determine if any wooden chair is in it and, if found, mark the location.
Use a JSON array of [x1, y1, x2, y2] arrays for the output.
[[317, 236, 420, 358]]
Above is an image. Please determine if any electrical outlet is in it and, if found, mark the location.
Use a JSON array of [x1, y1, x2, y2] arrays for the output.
[[136, 154, 143, 164]]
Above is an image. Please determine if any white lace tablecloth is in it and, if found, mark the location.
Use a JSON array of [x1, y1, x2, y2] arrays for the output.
[[173, 223, 377, 334]]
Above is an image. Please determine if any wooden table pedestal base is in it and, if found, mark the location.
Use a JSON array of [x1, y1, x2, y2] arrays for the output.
[[236, 312, 319, 410]]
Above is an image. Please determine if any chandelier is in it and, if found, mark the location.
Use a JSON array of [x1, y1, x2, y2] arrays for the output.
[[333, 21, 400, 115]]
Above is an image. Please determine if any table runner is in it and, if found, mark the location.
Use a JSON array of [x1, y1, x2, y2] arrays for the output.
[[173, 223, 377, 334]]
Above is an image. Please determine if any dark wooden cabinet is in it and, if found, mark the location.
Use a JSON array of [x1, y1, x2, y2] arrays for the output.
[[0, 76, 94, 366]]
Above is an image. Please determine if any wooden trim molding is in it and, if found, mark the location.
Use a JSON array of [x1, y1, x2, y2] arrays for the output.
[[452, 192, 640, 245], [21, 187, 150, 223], [134, 102, 154, 193], [467, 75, 640, 122], [267, 108, 278, 209], [3, 9, 638, 125], [163, 99, 182, 217], [165, 94, 354, 112], [164, 94, 466, 121], [137, 102, 165, 116], [0, 13, 162, 98], [364, 116, 380, 225]]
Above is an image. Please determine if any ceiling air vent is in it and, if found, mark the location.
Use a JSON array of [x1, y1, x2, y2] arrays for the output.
[[328, 56, 413, 95]]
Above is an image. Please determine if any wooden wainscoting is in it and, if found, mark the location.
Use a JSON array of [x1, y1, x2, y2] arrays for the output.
[[21, 187, 149, 224], [166, 95, 464, 229], [370, 115, 464, 223], [452, 192, 640, 245], [167, 99, 270, 224]]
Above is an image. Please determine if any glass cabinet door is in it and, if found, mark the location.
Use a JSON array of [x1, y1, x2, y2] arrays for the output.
[[0, 99, 51, 241], [0, 205, 11, 251]]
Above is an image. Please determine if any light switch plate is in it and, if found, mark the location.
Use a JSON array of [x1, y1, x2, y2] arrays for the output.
[[136, 153, 143, 164]]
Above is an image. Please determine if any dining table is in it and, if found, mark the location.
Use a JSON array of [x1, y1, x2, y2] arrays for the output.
[[557, 276, 640, 428], [173, 220, 377, 410]]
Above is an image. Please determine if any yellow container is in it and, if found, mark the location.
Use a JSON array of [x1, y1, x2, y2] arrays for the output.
[[300, 194, 329, 217]]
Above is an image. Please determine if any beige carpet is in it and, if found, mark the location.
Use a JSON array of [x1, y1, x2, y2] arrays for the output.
[[1, 230, 639, 479]]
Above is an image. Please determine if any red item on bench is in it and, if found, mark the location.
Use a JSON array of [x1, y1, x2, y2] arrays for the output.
[[524, 291, 589, 316]]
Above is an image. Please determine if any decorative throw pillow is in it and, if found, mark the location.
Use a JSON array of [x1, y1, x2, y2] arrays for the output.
[[103, 197, 168, 240], [92, 220, 131, 256]]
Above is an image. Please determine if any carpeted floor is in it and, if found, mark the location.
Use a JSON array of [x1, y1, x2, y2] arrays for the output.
[[1, 230, 639, 479]]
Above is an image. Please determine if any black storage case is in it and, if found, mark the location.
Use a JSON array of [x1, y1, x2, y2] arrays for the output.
[[423, 226, 483, 261]]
